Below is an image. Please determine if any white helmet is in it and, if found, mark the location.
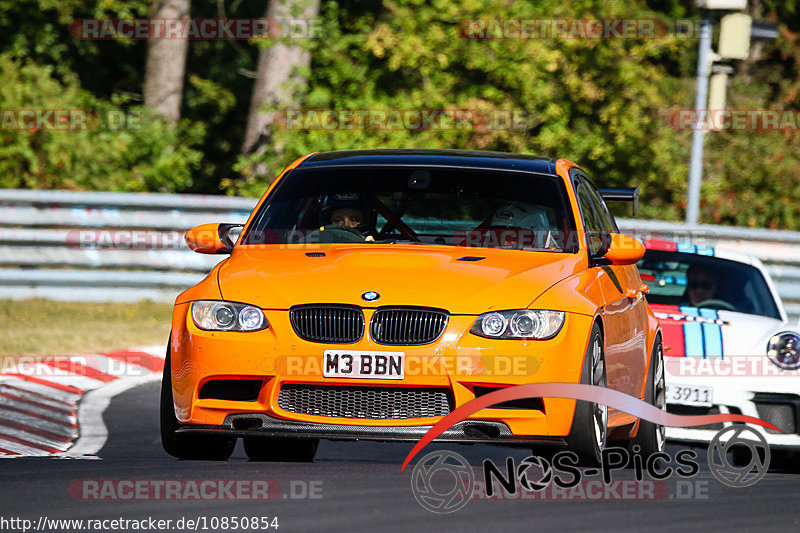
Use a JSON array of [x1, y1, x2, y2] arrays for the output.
[[489, 202, 549, 230]]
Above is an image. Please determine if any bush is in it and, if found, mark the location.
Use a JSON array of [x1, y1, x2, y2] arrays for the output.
[[0, 53, 203, 192]]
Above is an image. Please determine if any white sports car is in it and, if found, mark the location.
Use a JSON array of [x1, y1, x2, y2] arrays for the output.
[[638, 240, 800, 458]]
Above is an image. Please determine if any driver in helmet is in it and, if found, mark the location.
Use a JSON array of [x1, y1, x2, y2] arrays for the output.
[[321, 195, 377, 241], [484, 201, 553, 249], [330, 206, 366, 229]]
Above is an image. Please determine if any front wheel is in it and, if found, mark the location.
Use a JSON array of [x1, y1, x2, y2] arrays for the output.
[[565, 324, 607, 466], [160, 345, 236, 460]]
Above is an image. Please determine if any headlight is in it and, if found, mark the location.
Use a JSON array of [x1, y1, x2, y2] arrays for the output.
[[767, 332, 800, 370], [191, 300, 268, 332], [470, 310, 564, 339]]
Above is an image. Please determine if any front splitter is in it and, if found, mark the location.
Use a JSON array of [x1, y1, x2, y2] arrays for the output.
[[176, 413, 566, 445]]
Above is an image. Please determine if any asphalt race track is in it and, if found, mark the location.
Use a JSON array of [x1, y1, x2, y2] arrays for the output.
[[1, 381, 798, 532]]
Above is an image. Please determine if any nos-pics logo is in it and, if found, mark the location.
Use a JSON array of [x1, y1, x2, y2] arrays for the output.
[[410, 426, 770, 514]]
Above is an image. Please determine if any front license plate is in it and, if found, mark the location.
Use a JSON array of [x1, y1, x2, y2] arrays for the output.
[[323, 350, 405, 379], [666, 384, 713, 406]]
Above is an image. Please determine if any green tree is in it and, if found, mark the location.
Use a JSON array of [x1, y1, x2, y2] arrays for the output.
[[229, 0, 691, 217], [0, 53, 202, 191]]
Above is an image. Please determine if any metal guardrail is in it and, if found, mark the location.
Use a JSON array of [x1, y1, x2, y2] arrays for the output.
[[0, 189, 253, 302], [0, 189, 798, 321], [0, 190, 256, 230], [0, 189, 255, 210]]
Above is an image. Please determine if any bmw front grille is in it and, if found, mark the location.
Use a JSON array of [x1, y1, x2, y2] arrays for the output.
[[289, 305, 449, 345], [370, 307, 449, 345], [289, 305, 365, 343]]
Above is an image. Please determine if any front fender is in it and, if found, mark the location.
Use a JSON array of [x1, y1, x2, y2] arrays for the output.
[[529, 270, 604, 317], [175, 260, 226, 305]]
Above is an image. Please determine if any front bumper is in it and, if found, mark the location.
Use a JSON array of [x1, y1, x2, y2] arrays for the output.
[[169, 303, 596, 440]]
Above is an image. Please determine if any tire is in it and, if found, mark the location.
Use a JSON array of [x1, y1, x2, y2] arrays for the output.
[[627, 337, 666, 458], [160, 345, 236, 460], [243, 437, 318, 462], [565, 323, 607, 466]]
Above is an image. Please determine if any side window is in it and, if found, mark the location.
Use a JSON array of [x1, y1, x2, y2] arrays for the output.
[[576, 183, 605, 255]]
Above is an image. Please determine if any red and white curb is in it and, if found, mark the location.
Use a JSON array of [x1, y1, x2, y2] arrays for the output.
[[0, 346, 164, 457]]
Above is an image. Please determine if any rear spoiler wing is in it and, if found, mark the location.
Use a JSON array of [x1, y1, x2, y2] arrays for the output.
[[598, 186, 639, 216]]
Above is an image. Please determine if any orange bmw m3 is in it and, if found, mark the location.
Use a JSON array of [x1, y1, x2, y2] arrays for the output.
[[161, 149, 663, 464]]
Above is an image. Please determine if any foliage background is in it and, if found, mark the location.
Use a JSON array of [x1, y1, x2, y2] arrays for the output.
[[1, 0, 799, 227]]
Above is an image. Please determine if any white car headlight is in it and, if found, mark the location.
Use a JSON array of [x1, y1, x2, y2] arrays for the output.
[[470, 310, 564, 339], [767, 331, 800, 370], [191, 300, 267, 332]]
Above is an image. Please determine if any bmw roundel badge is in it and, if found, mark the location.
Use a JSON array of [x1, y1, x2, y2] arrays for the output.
[[362, 291, 380, 302]]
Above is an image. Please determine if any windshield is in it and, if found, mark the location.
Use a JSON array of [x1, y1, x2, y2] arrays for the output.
[[638, 250, 781, 319], [241, 166, 578, 252]]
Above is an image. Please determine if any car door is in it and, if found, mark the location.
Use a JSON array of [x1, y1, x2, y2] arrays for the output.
[[573, 172, 645, 397], [588, 177, 648, 390]]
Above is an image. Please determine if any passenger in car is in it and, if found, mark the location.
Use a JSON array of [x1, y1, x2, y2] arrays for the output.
[[482, 201, 554, 249]]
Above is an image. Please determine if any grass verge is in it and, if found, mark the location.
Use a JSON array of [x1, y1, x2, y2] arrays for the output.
[[0, 299, 173, 357]]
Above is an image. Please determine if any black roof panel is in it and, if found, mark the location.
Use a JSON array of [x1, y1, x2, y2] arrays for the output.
[[300, 149, 557, 175]]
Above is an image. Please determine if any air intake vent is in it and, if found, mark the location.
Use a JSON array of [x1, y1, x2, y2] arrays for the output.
[[473, 386, 545, 411], [753, 393, 799, 434], [278, 384, 453, 419], [198, 379, 262, 401], [370, 307, 448, 345], [289, 305, 364, 343]]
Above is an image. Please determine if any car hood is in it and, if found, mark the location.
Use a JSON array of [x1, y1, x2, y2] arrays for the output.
[[218, 245, 582, 314], [650, 303, 790, 357]]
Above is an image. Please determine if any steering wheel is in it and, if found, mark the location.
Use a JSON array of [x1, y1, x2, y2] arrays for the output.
[[694, 299, 736, 311], [300, 224, 366, 243]]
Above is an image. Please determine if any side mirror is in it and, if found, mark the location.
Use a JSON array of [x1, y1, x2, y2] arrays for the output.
[[185, 223, 243, 254], [594, 233, 645, 266]]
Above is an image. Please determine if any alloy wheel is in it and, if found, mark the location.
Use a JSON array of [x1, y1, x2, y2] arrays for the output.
[[590, 335, 607, 451]]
